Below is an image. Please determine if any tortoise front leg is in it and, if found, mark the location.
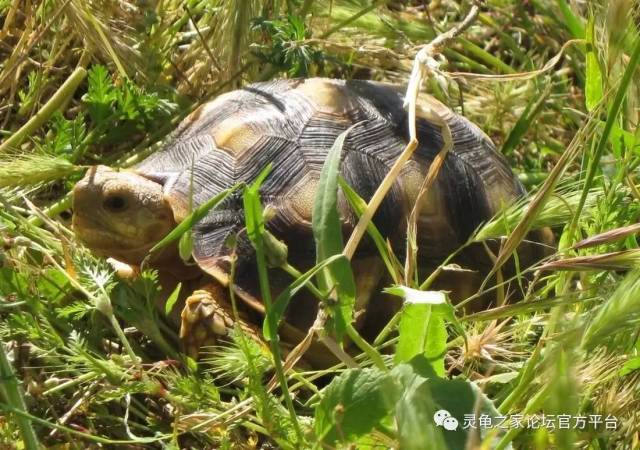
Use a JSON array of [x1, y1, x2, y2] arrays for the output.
[[180, 283, 262, 359]]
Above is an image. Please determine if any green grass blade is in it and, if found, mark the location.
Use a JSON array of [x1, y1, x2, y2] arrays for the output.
[[146, 182, 243, 257], [264, 254, 345, 341], [568, 36, 640, 241], [556, 0, 585, 39], [339, 177, 402, 283]]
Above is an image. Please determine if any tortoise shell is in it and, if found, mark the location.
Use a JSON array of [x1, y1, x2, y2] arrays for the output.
[[134, 78, 523, 280]]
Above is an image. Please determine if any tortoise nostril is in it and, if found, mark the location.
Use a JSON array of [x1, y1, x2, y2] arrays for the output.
[[103, 195, 129, 213]]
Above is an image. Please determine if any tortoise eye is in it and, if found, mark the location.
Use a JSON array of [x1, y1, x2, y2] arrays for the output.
[[103, 194, 129, 213]]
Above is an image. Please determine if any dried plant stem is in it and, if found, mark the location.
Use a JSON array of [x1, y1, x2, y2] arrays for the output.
[[344, 1, 480, 261], [343, 139, 417, 260], [481, 117, 598, 291]]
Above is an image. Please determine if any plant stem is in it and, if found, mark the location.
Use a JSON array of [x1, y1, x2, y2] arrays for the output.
[[346, 324, 387, 371], [254, 241, 304, 443], [0, 342, 40, 449], [281, 263, 387, 370], [495, 383, 551, 450], [343, 139, 418, 259]]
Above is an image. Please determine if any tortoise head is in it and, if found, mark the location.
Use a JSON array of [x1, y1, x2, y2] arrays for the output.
[[72, 165, 177, 265]]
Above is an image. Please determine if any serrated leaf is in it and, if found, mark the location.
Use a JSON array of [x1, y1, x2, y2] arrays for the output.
[[164, 282, 182, 316], [312, 127, 356, 340], [314, 368, 398, 445], [85, 65, 115, 123]]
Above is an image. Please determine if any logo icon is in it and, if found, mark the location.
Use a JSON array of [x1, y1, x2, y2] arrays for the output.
[[434, 409, 459, 431]]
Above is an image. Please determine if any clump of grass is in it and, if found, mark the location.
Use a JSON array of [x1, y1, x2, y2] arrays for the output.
[[0, 154, 83, 188], [473, 184, 612, 242]]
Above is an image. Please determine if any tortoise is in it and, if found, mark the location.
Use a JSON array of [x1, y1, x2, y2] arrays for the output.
[[72, 78, 541, 361]]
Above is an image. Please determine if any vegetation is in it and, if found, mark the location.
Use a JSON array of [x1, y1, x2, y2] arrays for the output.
[[1, 0, 640, 448]]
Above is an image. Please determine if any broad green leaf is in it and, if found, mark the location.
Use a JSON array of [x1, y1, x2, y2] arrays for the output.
[[609, 121, 637, 158], [392, 359, 447, 450], [392, 356, 510, 450], [385, 287, 464, 371], [312, 127, 356, 340], [164, 282, 182, 316], [395, 303, 447, 375], [314, 368, 397, 445], [384, 286, 447, 304], [585, 17, 603, 112], [263, 254, 345, 340]]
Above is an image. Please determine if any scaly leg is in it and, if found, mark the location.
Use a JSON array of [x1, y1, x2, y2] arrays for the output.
[[180, 283, 262, 359]]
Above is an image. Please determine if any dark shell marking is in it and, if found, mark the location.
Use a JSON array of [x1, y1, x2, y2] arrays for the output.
[[135, 78, 523, 277]]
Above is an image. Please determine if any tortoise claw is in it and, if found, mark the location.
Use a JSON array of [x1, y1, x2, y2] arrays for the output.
[[180, 289, 261, 359], [180, 290, 236, 359]]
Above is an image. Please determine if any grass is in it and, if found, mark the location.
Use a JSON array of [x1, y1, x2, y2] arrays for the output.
[[1, 0, 640, 448]]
